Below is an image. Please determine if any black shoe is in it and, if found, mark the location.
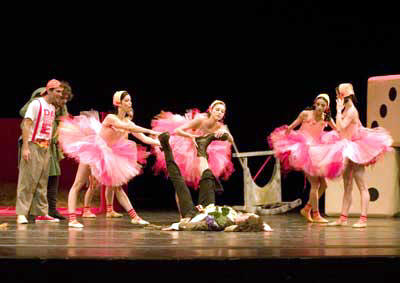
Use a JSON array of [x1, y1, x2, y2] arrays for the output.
[[49, 211, 66, 220], [158, 132, 171, 150]]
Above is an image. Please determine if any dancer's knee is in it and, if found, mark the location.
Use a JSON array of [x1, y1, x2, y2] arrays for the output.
[[73, 180, 86, 191], [107, 186, 119, 192]]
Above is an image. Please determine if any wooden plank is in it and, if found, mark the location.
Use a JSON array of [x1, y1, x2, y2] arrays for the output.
[[233, 151, 275, 158]]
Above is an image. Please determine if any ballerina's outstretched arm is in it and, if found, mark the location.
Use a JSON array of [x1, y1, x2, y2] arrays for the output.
[[132, 132, 160, 146], [104, 114, 160, 136]]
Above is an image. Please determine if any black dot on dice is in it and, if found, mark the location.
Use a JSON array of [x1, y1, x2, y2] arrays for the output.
[[371, 121, 379, 128], [368, 187, 379, 202], [389, 87, 397, 101], [380, 104, 387, 118]]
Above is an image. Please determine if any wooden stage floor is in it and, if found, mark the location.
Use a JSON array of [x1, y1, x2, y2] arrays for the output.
[[1, 211, 400, 282]]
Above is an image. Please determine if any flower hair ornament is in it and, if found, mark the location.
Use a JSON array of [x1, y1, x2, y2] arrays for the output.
[[113, 90, 128, 106]]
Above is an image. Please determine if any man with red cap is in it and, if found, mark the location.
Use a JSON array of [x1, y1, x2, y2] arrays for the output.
[[16, 79, 64, 224], [18, 81, 73, 220]]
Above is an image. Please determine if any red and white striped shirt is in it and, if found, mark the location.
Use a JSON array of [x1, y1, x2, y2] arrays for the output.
[[25, 97, 55, 141]]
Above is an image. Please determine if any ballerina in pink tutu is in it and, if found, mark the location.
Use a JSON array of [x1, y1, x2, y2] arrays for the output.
[[268, 94, 338, 223], [81, 108, 149, 220], [327, 83, 393, 228], [152, 100, 234, 215], [59, 91, 160, 228]]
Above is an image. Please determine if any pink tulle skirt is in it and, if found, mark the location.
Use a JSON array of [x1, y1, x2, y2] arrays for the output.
[[58, 115, 149, 187], [311, 126, 393, 171], [151, 110, 234, 188], [268, 125, 393, 179], [268, 125, 328, 176]]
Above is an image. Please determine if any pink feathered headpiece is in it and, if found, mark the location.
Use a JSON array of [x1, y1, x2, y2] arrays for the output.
[[338, 83, 355, 98]]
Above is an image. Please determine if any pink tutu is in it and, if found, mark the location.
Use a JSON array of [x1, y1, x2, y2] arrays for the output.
[[268, 125, 317, 175], [311, 126, 393, 172], [58, 114, 149, 187], [151, 109, 234, 188], [268, 125, 346, 178], [269, 124, 393, 179]]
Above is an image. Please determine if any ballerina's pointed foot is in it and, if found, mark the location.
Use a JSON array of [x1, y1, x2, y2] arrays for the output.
[[106, 211, 123, 218], [68, 220, 84, 228], [300, 208, 313, 223], [352, 221, 367, 228], [131, 216, 150, 225], [82, 211, 97, 218], [327, 220, 348, 226], [312, 215, 329, 223]]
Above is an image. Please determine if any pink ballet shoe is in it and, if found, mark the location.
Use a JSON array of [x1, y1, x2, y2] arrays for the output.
[[300, 208, 313, 223], [106, 211, 123, 218], [68, 220, 84, 228], [82, 211, 97, 218], [352, 221, 367, 228], [327, 220, 348, 226], [131, 216, 149, 225], [312, 215, 329, 223]]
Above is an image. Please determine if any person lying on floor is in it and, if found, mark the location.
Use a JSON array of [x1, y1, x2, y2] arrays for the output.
[[162, 203, 272, 232], [158, 131, 272, 232]]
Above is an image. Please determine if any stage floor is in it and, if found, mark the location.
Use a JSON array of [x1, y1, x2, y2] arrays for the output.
[[2, 211, 400, 283], [1, 210, 400, 260]]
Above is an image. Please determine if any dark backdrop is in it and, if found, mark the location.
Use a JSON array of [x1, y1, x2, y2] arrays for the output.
[[2, 2, 400, 210]]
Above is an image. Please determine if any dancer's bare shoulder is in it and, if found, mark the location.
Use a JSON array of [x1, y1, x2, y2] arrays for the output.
[[103, 114, 122, 125]]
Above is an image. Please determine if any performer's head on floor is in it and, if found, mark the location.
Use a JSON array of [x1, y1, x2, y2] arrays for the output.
[[40, 79, 64, 106], [336, 83, 357, 105], [207, 100, 226, 122], [113, 90, 132, 114]]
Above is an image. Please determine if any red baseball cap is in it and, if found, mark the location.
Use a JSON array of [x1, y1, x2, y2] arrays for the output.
[[40, 79, 62, 96]]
